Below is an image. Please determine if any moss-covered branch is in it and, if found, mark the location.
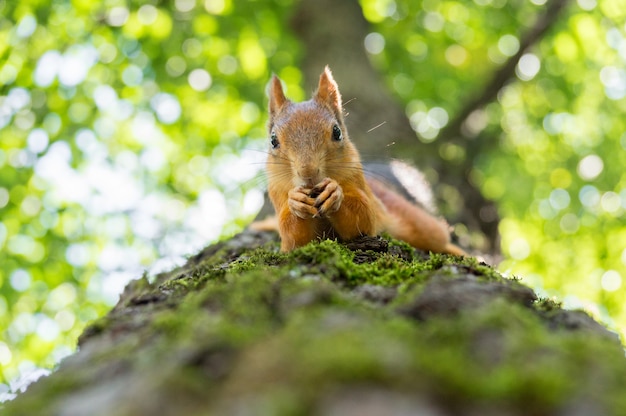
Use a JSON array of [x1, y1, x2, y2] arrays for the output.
[[4, 231, 625, 415]]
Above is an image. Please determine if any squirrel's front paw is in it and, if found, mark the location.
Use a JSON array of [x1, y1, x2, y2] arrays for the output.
[[312, 178, 343, 217], [288, 187, 318, 219]]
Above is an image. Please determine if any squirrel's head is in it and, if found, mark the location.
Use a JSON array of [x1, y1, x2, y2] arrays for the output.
[[266, 66, 358, 188]]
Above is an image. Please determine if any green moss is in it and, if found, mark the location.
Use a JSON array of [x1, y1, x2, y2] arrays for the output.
[[5, 231, 626, 415], [220, 297, 626, 414], [534, 296, 564, 313]]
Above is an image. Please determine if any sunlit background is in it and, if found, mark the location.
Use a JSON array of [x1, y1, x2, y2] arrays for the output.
[[1, 0, 625, 401]]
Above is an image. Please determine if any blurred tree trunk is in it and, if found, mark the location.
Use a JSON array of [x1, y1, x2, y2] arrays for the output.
[[290, 0, 570, 254]]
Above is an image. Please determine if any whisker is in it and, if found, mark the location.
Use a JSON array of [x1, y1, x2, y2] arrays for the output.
[[367, 121, 387, 133], [242, 147, 270, 154]]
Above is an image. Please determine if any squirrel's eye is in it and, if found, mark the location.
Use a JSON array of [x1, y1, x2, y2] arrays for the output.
[[332, 124, 342, 142], [270, 132, 280, 149]]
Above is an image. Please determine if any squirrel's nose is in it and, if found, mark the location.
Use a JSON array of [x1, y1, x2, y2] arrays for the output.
[[297, 167, 321, 187]]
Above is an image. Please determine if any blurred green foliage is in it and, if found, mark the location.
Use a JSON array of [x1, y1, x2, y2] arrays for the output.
[[0, 0, 625, 396]]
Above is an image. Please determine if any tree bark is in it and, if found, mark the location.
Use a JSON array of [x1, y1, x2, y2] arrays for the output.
[[4, 231, 625, 415]]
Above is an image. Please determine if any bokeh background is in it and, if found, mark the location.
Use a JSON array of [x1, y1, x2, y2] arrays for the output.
[[1, 0, 625, 398]]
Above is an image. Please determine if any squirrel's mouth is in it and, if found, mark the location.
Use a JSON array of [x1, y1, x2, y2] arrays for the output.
[[294, 177, 318, 189], [294, 168, 322, 189]]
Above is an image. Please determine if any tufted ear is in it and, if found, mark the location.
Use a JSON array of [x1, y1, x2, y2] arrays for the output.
[[314, 66, 343, 119], [268, 75, 289, 121]]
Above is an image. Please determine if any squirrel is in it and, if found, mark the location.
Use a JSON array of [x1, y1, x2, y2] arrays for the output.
[[255, 66, 466, 256]]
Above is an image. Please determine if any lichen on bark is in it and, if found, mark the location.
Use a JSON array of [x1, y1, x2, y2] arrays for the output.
[[4, 230, 626, 416]]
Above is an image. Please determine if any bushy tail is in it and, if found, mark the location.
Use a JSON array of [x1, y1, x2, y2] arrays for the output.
[[443, 242, 467, 257]]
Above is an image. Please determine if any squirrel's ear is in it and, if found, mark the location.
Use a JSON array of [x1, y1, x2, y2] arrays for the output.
[[268, 75, 288, 119], [315, 66, 343, 117]]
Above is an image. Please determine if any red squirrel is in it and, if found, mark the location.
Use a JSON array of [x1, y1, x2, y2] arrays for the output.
[[257, 66, 465, 256]]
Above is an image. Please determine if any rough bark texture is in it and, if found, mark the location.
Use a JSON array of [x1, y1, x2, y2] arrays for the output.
[[4, 231, 626, 415], [289, 0, 572, 253]]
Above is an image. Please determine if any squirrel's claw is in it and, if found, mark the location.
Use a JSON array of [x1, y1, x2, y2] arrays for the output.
[[315, 179, 343, 216], [288, 187, 318, 219]]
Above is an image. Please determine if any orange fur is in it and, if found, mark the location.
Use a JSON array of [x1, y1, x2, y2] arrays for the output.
[[261, 66, 465, 256]]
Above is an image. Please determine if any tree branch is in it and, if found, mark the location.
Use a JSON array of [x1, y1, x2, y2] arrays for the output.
[[440, 0, 572, 141]]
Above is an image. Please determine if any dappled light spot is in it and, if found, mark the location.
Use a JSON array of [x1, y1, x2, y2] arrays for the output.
[[97, 42, 118, 64], [188, 69, 212, 91], [60, 46, 99, 87], [15, 15, 36, 38], [150, 93, 181, 124], [0, 63, 18, 85], [26, 129, 49, 154], [97, 271, 138, 306], [138, 5, 158, 25], [361, 0, 397, 22], [240, 102, 260, 123], [243, 188, 264, 217], [65, 244, 91, 268], [516, 53, 540, 81], [445, 44, 467, 66], [204, 0, 227, 14], [186, 189, 227, 241], [606, 28, 623, 51], [140, 147, 167, 172], [498, 34, 520, 57], [549, 188, 570, 211], [36, 317, 60, 342], [74, 129, 100, 155], [405, 35, 428, 59], [175, 0, 196, 12], [554, 33, 578, 62], [508, 237, 530, 260], [6, 88, 30, 112], [54, 310, 76, 332], [98, 242, 140, 272], [542, 112, 573, 135], [34, 52, 61, 87], [601, 270, 622, 292], [462, 109, 488, 136], [0, 189, 9, 209], [93, 85, 118, 112], [47, 283, 78, 312], [238, 35, 267, 79], [10, 270, 31, 293], [365, 32, 386, 54], [423, 12, 444, 32], [107, 6, 129, 26], [20, 196, 41, 217], [166, 56, 187, 77], [577, 0, 596, 10], [579, 185, 600, 208], [408, 106, 448, 142], [8, 236, 44, 263], [559, 213, 579, 234], [577, 154, 603, 181], [439, 143, 465, 162], [599, 65, 626, 100], [182, 38, 203, 58], [0, 343, 11, 366], [68, 102, 91, 123], [549, 168, 571, 189], [122, 65, 143, 86], [218, 55, 238, 75], [600, 191, 621, 214]]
